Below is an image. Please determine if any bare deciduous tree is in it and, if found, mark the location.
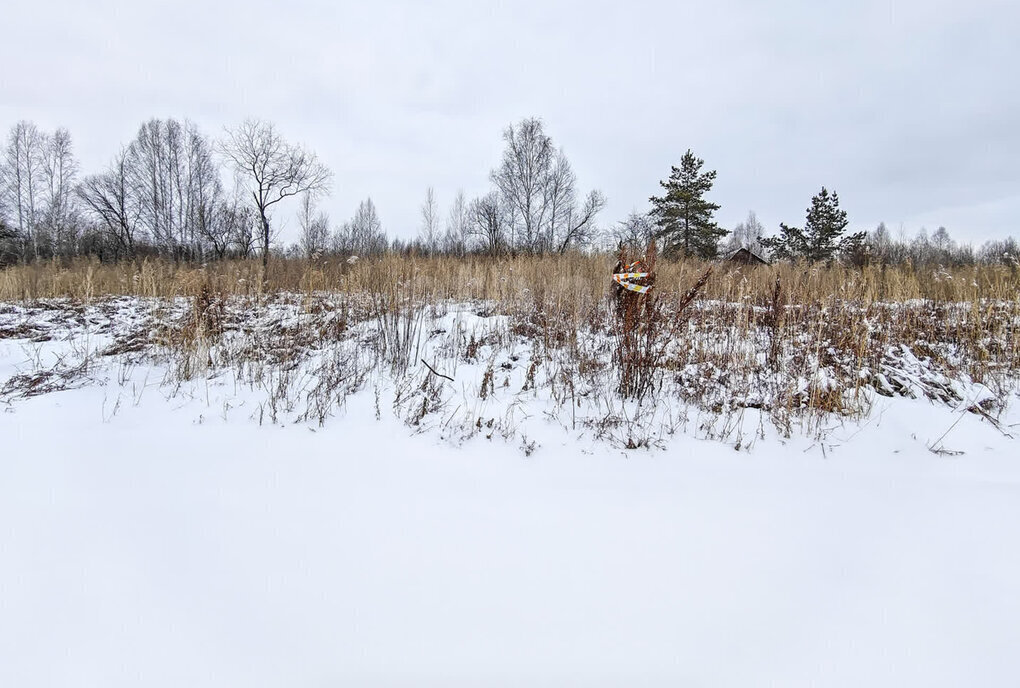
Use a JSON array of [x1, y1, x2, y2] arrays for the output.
[[469, 191, 507, 256], [418, 186, 440, 255], [334, 198, 386, 257], [298, 192, 330, 259], [723, 210, 766, 256], [556, 188, 606, 253], [490, 117, 605, 254], [491, 118, 553, 252], [219, 119, 332, 270], [227, 200, 258, 258], [353, 198, 387, 256], [39, 128, 81, 257], [194, 191, 253, 260], [125, 119, 222, 258], [187, 126, 224, 258], [77, 149, 140, 258], [2, 121, 46, 259], [126, 119, 177, 253], [443, 190, 469, 256], [613, 211, 656, 252]]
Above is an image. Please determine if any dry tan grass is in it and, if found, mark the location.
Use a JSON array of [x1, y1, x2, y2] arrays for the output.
[[2, 254, 1019, 307]]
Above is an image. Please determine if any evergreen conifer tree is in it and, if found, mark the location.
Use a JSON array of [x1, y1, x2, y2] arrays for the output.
[[649, 150, 727, 258], [762, 187, 864, 262]]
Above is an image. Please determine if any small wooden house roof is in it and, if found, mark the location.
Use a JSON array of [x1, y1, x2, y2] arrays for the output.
[[725, 247, 770, 265]]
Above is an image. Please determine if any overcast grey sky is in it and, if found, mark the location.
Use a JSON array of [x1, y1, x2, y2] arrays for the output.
[[2, 0, 1018, 245]]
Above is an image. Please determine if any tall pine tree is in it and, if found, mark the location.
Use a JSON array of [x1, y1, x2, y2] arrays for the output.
[[762, 187, 864, 263], [649, 150, 727, 259]]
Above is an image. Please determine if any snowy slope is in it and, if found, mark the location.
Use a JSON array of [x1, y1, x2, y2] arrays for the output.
[[2, 296, 1019, 686], [3, 375, 1020, 686]]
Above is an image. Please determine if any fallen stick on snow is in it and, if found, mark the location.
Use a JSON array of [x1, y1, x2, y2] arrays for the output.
[[420, 358, 454, 383]]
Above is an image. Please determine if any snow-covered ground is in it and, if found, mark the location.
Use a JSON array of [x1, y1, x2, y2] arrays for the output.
[[2, 297, 1019, 686]]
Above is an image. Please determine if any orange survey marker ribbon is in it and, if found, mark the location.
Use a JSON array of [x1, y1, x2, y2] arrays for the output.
[[613, 260, 652, 294]]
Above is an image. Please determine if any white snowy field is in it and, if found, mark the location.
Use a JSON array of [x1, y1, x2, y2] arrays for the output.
[[2, 296, 1019, 686], [3, 373, 1020, 686]]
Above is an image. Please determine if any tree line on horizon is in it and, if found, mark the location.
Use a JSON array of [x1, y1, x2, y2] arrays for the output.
[[0, 116, 1016, 269]]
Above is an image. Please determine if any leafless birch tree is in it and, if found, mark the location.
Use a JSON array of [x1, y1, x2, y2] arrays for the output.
[[418, 186, 440, 255], [39, 128, 81, 257], [298, 192, 330, 259], [344, 198, 387, 256], [490, 118, 605, 254], [443, 190, 469, 256], [124, 119, 222, 258], [2, 121, 46, 258]]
